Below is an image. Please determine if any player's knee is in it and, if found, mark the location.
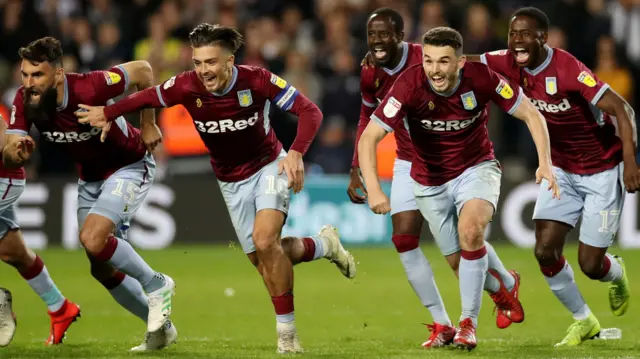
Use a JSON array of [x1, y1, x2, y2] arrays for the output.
[[534, 225, 563, 267], [391, 234, 419, 253], [578, 255, 603, 280], [458, 220, 485, 248], [391, 211, 422, 237], [252, 229, 279, 255], [0, 231, 30, 268], [79, 226, 108, 256]]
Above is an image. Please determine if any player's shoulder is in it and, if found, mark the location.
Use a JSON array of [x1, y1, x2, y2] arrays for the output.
[[462, 61, 493, 79], [552, 47, 584, 69], [164, 70, 199, 90], [398, 63, 424, 83]]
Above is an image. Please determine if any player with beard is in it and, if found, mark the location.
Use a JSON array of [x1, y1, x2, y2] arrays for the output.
[[359, 27, 559, 350], [3, 37, 176, 351], [0, 113, 78, 346], [472, 7, 634, 347], [75, 24, 356, 354], [352, 9, 527, 347]]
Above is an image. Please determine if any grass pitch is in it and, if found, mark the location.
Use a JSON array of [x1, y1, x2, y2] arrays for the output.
[[1, 245, 639, 358]]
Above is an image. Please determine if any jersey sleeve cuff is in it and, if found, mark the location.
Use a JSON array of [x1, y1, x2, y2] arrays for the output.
[[5, 129, 28, 136], [115, 65, 130, 90], [155, 86, 168, 107], [508, 88, 524, 115], [371, 114, 394, 133], [362, 98, 377, 108], [591, 83, 610, 106]]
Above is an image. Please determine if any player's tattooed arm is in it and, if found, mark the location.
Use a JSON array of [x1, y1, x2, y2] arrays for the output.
[[358, 120, 391, 214], [595, 90, 639, 192], [118, 60, 162, 151], [511, 94, 560, 198]]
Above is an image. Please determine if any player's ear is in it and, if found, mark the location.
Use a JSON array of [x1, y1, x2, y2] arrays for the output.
[[539, 30, 548, 46], [227, 54, 235, 67], [397, 31, 405, 41], [458, 55, 466, 69]]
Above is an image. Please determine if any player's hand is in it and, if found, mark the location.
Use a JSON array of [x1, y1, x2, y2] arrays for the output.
[[536, 164, 560, 199], [141, 122, 163, 152], [622, 157, 640, 193], [360, 51, 375, 68], [368, 189, 390, 214], [347, 167, 368, 204], [278, 150, 304, 194], [15, 136, 36, 162], [75, 105, 108, 128]]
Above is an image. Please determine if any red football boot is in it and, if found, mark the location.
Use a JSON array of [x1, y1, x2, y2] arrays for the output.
[[488, 269, 524, 329], [453, 318, 477, 350], [421, 322, 456, 348], [45, 299, 81, 345]]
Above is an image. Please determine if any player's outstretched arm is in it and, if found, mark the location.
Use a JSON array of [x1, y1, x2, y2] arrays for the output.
[[118, 60, 162, 151], [358, 120, 391, 214], [511, 95, 559, 198], [596, 90, 639, 192]]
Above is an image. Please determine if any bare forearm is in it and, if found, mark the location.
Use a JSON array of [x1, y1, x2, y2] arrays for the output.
[[616, 102, 636, 162], [525, 113, 552, 165], [104, 87, 163, 122], [357, 137, 382, 193], [133, 68, 157, 126]]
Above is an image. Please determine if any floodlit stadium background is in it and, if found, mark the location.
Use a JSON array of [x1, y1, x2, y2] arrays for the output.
[[0, 0, 639, 250]]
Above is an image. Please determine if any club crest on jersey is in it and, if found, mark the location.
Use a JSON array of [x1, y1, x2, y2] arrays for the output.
[[196, 98, 202, 108], [461, 91, 477, 110], [428, 101, 435, 110], [383, 96, 401, 118], [495, 80, 514, 100], [577, 71, 596, 87], [237, 90, 253, 107], [545, 77, 557, 95], [270, 74, 287, 89], [104, 71, 121, 85]]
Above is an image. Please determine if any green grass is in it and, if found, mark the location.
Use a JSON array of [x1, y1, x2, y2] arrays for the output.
[[2, 245, 640, 358]]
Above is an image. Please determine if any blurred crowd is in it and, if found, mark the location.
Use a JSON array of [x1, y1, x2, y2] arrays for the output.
[[0, 0, 638, 181]]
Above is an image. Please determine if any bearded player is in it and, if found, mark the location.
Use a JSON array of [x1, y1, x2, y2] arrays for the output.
[[75, 24, 356, 354], [0, 112, 79, 346], [3, 37, 176, 351], [351, 9, 527, 346], [472, 7, 634, 347], [359, 27, 559, 350]]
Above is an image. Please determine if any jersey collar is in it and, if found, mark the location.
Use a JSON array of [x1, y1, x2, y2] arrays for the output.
[[383, 42, 409, 76], [524, 45, 554, 76], [56, 75, 69, 112], [212, 66, 238, 96]]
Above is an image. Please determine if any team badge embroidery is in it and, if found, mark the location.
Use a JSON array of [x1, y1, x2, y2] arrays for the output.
[[461, 91, 477, 110], [237, 90, 253, 107], [545, 77, 557, 95]]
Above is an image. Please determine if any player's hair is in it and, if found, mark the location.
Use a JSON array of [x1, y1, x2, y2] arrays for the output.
[[189, 23, 244, 53], [422, 27, 463, 56], [511, 7, 550, 32], [18, 37, 63, 67], [369, 7, 404, 33]]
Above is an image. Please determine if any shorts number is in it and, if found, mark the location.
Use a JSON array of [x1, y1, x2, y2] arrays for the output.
[[264, 175, 288, 195], [111, 178, 139, 202], [598, 210, 620, 233]]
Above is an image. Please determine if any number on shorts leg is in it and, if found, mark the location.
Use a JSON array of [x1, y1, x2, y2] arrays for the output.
[[265, 175, 289, 195], [111, 179, 139, 203], [598, 210, 620, 233]]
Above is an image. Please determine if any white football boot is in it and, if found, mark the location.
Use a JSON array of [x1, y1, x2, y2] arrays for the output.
[[276, 322, 303, 354], [318, 225, 356, 279], [130, 319, 178, 351], [146, 274, 175, 332], [0, 288, 17, 347]]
